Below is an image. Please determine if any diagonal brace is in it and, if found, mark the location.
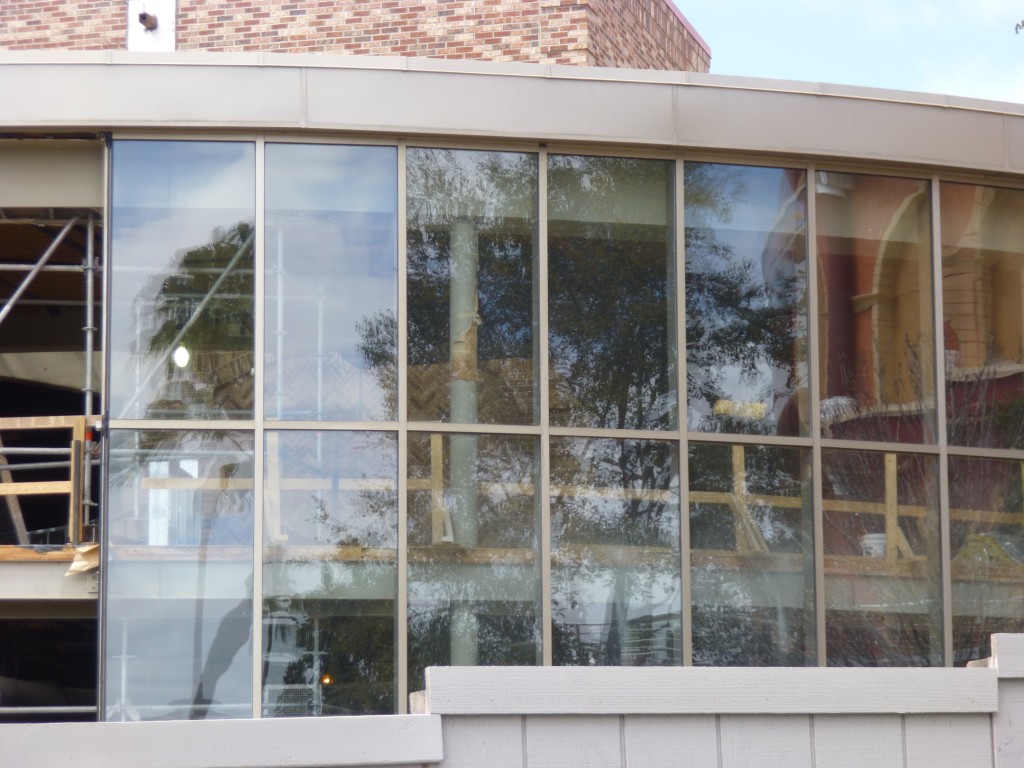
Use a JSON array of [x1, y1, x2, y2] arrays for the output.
[[0, 215, 81, 329]]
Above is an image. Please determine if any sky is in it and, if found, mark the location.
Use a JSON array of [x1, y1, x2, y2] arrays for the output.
[[672, 0, 1024, 104]]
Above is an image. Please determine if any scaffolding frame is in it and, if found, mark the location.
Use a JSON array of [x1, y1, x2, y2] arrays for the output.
[[0, 211, 102, 547]]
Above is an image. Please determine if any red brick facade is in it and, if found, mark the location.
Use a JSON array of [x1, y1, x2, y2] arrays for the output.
[[0, 0, 710, 72], [0, 1, 123, 50], [587, 0, 709, 72]]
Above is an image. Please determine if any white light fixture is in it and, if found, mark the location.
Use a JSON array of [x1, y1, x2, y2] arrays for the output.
[[172, 345, 190, 368]]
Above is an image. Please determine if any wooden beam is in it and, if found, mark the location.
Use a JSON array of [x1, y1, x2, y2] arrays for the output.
[[0, 480, 71, 496], [884, 452, 900, 562], [430, 433, 446, 543]]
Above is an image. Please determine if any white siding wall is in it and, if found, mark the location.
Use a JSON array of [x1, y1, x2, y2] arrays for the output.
[[417, 634, 1024, 768], [4, 635, 1024, 768]]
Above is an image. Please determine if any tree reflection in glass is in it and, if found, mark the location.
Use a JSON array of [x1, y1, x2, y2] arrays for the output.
[[110, 141, 256, 420], [404, 148, 538, 425], [689, 443, 814, 665], [262, 430, 397, 715], [685, 163, 808, 436], [948, 455, 1024, 664], [407, 433, 540, 691], [548, 155, 676, 430], [822, 449, 942, 666], [551, 437, 681, 666]]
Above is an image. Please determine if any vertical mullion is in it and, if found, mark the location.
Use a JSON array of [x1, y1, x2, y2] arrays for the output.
[[97, 135, 113, 721], [676, 156, 692, 666], [396, 141, 410, 709], [930, 174, 954, 666], [538, 147, 553, 667], [251, 136, 266, 718], [806, 163, 827, 667]]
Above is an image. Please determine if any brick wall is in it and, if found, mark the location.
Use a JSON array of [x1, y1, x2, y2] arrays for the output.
[[0, 1, 123, 50], [587, 0, 710, 72], [176, 0, 587, 63], [1, 0, 710, 72]]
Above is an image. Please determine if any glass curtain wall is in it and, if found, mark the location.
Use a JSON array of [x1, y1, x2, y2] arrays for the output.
[[405, 148, 541, 689], [262, 430, 397, 715], [105, 430, 255, 720], [941, 182, 1024, 661], [815, 172, 935, 444], [107, 140, 256, 720], [264, 143, 398, 422], [551, 437, 681, 666], [106, 139, 1024, 720], [262, 144, 399, 715], [109, 141, 256, 421], [548, 155, 676, 430]]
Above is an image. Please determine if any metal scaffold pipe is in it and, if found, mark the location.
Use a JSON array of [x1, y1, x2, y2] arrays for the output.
[[0, 215, 81, 329]]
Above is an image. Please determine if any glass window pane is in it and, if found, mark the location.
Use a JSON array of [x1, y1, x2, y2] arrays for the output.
[[551, 437, 681, 666], [265, 144, 398, 421], [262, 431, 397, 715], [816, 172, 935, 443], [949, 455, 1024, 664], [406, 149, 538, 425], [942, 183, 1024, 449], [407, 433, 540, 690], [548, 155, 676, 430], [822, 449, 942, 665], [105, 430, 254, 720], [689, 443, 815, 665], [685, 163, 808, 436], [110, 141, 255, 420]]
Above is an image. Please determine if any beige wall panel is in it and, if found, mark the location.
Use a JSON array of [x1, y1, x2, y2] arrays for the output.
[[421, 666, 998, 715], [441, 716, 525, 768], [673, 87, 1008, 172], [994, 681, 1024, 768], [622, 715, 718, 768], [0, 60, 302, 129], [719, 714, 813, 768], [0, 141, 103, 207], [1, 56, 1021, 179], [812, 714, 904, 768], [1, 714, 443, 768], [0, 561, 95, 601], [904, 714, 993, 768], [524, 715, 622, 768], [305, 68, 677, 145]]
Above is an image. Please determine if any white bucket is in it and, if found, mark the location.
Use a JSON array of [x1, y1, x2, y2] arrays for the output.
[[860, 533, 888, 558]]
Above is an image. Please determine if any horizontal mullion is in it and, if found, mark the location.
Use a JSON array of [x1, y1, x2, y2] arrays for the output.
[[686, 431, 813, 448], [406, 421, 542, 436], [549, 426, 681, 441], [108, 419, 255, 431], [819, 438, 941, 455]]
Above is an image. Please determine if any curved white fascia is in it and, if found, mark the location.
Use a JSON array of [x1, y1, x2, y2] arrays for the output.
[[1, 53, 1023, 178]]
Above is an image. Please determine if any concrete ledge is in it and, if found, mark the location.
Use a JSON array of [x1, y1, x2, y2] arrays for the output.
[[992, 634, 1024, 678], [417, 666, 998, 715], [1, 714, 442, 768]]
